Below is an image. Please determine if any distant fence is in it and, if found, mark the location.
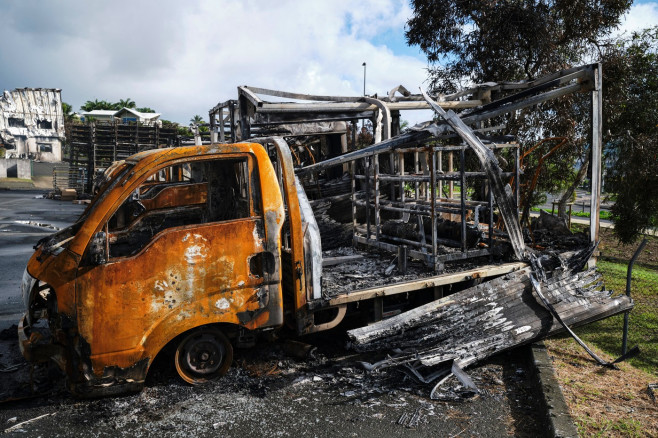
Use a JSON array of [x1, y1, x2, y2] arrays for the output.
[[65, 121, 180, 193], [52, 165, 87, 193]]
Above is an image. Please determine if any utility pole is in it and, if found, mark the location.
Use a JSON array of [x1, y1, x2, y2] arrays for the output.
[[362, 62, 366, 131]]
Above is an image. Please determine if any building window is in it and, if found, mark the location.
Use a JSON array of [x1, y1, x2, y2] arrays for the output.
[[122, 117, 137, 124], [38, 143, 52, 153], [37, 120, 53, 129], [8, 117, 25, 127]]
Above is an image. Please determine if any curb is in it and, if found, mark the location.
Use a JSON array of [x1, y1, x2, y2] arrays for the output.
[[0, 181, 36, 190], [530, 342, 579, 438]]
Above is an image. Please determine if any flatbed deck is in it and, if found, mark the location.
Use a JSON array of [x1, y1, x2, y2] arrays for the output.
[[312, 247, 527, 310]]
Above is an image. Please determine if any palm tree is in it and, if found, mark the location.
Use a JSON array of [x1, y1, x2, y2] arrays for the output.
[[80, 99, 114, 111], [117, 98, 136, 109], [190, 115, 204, 125], [61, 102, 75, 122], [80, 99, 100, 111]]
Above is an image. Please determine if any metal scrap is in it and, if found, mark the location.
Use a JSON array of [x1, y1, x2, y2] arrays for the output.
[[420, 88, 525, 260], [347, 246, 634, 394], [4, 413, 54, 433]]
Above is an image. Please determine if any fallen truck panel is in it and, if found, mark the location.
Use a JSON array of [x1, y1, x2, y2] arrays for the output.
[[347, 247, 633, 373]]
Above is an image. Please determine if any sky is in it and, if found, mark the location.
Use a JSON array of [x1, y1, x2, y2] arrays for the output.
[[1, 0, 656, 127]]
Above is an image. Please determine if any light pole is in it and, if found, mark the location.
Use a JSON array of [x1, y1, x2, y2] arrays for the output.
[[362, 62, 366, 131]]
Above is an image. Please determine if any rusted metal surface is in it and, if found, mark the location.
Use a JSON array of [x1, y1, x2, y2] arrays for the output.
[[139, 182, 208, 210], [20, 142, 287, 395]]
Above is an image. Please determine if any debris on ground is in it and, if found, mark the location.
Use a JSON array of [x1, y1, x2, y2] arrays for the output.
[[347, 245, 633, 396], [4, 413, 55, 433]]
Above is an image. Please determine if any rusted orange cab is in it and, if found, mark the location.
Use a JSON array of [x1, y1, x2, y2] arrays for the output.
[[18, 141, 311, 396]]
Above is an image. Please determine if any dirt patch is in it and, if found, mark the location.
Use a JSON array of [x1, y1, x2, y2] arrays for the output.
[[545, 338, 658, 437], [599, 227, 658, 269]]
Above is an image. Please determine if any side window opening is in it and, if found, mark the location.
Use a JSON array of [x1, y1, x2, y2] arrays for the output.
[[37, 120, 53, 129], [8, 117, 25, 128], [104, 156, 260, 259]]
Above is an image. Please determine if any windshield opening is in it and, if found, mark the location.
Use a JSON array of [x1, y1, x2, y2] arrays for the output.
[[38, 163, 134, 254]]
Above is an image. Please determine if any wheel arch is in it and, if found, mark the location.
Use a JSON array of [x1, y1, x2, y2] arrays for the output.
[[142, 320, 243, 379]]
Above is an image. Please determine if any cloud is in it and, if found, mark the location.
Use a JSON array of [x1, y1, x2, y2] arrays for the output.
[[0, 0, 430, 125], [614, 1, 658, 36]]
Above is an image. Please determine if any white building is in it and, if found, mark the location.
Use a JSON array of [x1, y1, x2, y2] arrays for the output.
[[0, 88, 65, 162], [80, 108, 162, 126], [79, 109, 116, 122]]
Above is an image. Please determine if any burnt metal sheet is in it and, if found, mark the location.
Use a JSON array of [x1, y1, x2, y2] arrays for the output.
[[347, 248, 633, 374], [420, 89, 526, 260]]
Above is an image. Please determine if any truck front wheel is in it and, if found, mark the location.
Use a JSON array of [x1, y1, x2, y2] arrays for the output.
[[174, 327, 233, 384]]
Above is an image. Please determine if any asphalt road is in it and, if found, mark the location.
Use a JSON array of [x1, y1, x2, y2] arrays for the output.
[[0, 189, 551, 437], [0, 189, 85, 323]]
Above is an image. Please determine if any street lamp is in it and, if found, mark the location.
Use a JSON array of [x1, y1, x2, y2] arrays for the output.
[[362, 62, 366, 131]]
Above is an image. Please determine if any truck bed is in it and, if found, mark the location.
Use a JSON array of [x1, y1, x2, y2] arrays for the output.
[[314, 246, 527, 309]]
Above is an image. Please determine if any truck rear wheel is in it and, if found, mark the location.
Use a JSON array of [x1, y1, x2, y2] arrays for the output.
[[174, 327, 233, 385]]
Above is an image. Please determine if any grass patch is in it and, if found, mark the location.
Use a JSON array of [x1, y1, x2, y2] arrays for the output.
[[545, 234, 658, 437], [531, 206, 615, 220], [0, 178, 33, 184], [545, 338, 658, 437], [567, 259, 658, 376]]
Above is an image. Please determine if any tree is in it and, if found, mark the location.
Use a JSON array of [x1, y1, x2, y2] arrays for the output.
[[80, 99, 115, 111], [405, 0, 632, 221], [117, 98, 136, 109], [190, 115, 205, 125], [61, 102, 76, 122], [136, 107, 156, 113], [602, 27, 658, 242], [406, 0, 631, 90]]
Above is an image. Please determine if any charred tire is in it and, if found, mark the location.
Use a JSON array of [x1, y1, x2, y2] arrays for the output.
[[174, 327, 233, 385]]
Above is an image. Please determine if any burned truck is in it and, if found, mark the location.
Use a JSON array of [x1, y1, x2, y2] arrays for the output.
[[18, 64, 631, 397]]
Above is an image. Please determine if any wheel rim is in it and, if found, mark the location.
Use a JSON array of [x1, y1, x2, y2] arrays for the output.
[[175, 328, 233, 384]]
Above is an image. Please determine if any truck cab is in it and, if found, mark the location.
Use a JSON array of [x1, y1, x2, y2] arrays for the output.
[[19, 140, 324, 396]]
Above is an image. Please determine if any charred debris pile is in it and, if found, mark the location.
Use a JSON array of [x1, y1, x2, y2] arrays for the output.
[[288, 65, 633, 394], [346, 245, 633, 399]]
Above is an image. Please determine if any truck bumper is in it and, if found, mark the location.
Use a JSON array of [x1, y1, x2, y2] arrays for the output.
[[18, 313, 66, 365], [19, 313, 146, 397]]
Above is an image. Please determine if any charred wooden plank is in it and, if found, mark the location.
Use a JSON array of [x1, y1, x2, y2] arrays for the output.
[[347, 251, 633, 371]]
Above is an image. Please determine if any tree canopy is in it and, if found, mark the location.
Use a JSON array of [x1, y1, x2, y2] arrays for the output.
[[190, 115, 205, 125], [406, 0, 658, 241], [406, 0, 631, 90], [80, 98, 155, 112], [602, 27, 658, 242], [61, 102, 75, 122]]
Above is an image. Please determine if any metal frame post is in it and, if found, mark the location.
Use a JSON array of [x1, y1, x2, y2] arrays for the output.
[[590, 63, 603, 257]]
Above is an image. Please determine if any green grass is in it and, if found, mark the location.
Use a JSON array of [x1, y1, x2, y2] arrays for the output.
[[0, 178, 34, 184], [531, 206, 615, 220], [569, 259, 658, 376], [577, 418, 644, 438]]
